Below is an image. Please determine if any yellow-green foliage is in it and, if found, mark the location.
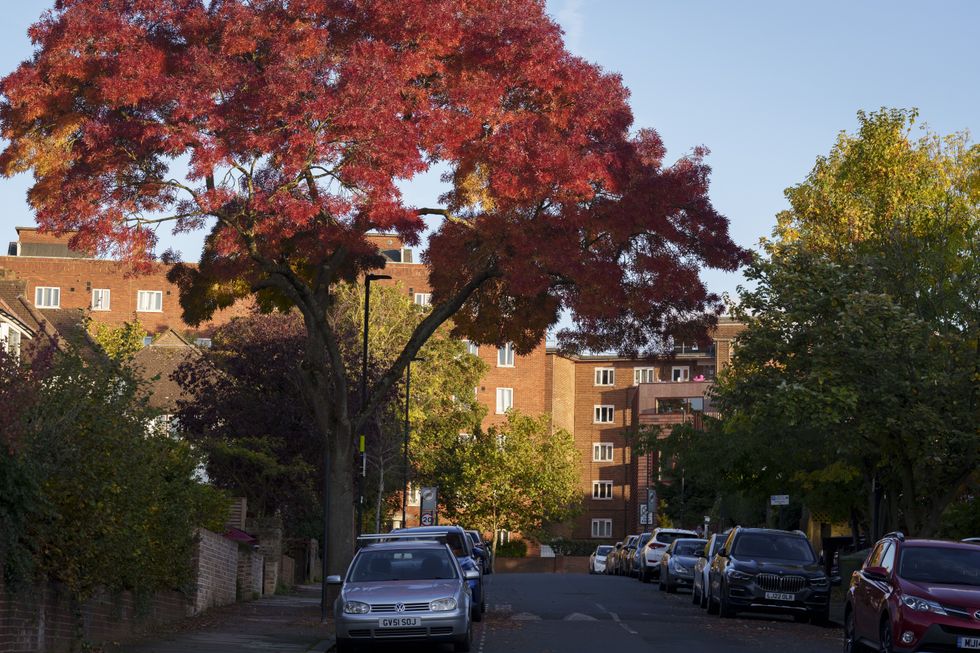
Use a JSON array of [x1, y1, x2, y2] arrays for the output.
[[88, 318, 149, 361]]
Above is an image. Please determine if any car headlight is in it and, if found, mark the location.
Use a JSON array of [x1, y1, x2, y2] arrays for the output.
[[901, 595, 947, 615], [430, 597, 458, 612], [810, 575, 829, 588], [343, 601, 370, 614], [727, 569, 754, 582], [672, 563, 691, 574]]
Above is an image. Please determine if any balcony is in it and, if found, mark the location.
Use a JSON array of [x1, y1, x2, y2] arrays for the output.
[[634, 380, 716, 427]]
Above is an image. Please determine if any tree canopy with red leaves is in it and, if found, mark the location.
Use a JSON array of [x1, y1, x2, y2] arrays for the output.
[[1, 0, 747, 575]]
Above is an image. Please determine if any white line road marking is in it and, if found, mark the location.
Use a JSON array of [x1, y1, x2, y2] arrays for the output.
[[564, 612, 598, 621], [476, 621, 487, 653], [510, 612, 543, 621], [491, 603, 513, 613], [594, 602, 639, 635]]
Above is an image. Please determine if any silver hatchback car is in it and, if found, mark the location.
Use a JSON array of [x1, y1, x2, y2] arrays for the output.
[[329, 535, 478, 652]]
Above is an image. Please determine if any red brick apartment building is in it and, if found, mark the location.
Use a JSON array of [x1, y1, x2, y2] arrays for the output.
[[0, 227, 740, 541]]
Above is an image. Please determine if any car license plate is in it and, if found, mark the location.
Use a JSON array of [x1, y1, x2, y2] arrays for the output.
[[378, 617, 421, 628], [959, 636, 980, 649], [764, 592, 796, 602]]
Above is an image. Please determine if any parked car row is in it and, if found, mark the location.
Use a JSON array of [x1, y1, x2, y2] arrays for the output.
[[593, 527, 980, 651], [328, 525, 494, 653]]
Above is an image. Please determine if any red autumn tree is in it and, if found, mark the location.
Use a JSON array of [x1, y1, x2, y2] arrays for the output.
[[0, 0, 747, 574]]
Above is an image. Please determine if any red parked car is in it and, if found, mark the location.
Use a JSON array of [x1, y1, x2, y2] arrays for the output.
[[843, 532, 980, 652]]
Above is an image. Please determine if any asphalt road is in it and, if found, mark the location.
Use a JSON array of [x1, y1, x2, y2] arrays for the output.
[[467, 572, 843, 653]]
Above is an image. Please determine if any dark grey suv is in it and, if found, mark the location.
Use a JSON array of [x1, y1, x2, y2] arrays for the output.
[[707, 527, 831, 623]]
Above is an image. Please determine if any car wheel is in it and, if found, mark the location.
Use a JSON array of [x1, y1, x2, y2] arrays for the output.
[[706, 583, 719, 615], [454, 620, 473, 653], [481, 598, 486, 614], [843, 608, 860, 653], [472, 601, 483, 623], [666, 571, 676, 593], [692, 584, 700, 604], [700, 583, 709, 609], [658, 571, 665, 591], [879, 617, 894, 653], [718, 582, 735, 618]]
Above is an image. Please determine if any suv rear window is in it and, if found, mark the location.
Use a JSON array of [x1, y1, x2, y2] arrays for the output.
[[655, 531, 694, 545], [733, 533, 814, 563]]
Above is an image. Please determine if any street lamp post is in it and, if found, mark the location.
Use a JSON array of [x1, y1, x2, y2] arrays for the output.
[[402, 356, 424, 527], [358, 273, 390, 537]]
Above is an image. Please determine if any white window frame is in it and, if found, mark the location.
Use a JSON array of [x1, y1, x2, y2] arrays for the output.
[[592, 481, 613, 500], [464, 340, 479, 356], [592, 442, 614, 462], [413, 292, 432, 307], [671, 366, 690, 382], [591, 518, 613, 539], [634, 367, 656, 385], [594, 367, 615, 386], [91, 288, 111, 311], [136, 290, 163, 312], [497, 342, 515, 367], [593, 405, 615, 424], [407, 485, 421, 507], [495, 387, 514, 414], [34, 286, 60, 308], [1, 323, 24, 359]]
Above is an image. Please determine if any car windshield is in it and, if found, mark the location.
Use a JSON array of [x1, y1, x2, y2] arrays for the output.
[[399, 530, 467, 556], [899, 547, 980, 586], [468, 532, 481, 545], [733, 533, 815, 563], [637, 534, 652, 547], [656, 531, 694, 545], [597, 546, 613, 555], [673, 540, 707, 556], [349, 549, 457, 582]]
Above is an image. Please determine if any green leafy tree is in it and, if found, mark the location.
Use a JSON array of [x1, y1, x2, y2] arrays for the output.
[[426, 412, 580, 559], [87, 317, 150, 361], [1, 342, 227, 601]]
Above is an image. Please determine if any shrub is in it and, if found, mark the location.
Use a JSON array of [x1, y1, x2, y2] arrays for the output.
[[495, 540, 527, 558]]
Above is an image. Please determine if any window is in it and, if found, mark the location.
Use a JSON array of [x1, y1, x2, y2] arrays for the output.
[[91, 288, 111, 311], [496, 530, 511, 546], [634, 367, 656, 384], [413, 292, 432, 307], [1, 323, 22, 359], [497, 342, 514, 367], [592, 481, 613, 500], [464, 340, 479, 356], [195, 338, 213, 348], [593, 405, 615, 423], [34, 286, 60, 308], [407, 485, 421, 507], [655, 397, 705, 415], [671, 366, 690, 382], [594, 367, 615, 386], [592, 519, 613, 539], [143, 335, 154, 346], [495, 387, 513, 414], [137, 290, 163, 312], [593, 443, 614, 462]]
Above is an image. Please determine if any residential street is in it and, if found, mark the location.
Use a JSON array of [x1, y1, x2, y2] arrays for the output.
[[463, 573, 842, 653]]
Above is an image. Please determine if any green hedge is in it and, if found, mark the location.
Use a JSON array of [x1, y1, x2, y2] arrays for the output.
[[495, 540, 528, 558], [546, 538, 605, 557]]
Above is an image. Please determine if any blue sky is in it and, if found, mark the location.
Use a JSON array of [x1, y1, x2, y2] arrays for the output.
[[1, 0, 978, 301]]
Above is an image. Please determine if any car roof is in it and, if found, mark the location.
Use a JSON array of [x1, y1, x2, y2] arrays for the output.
[[900, 538, 980, 550], [359, 540, 450, 551], [395, 526, 465, 533], [734, 527, 806, 537]]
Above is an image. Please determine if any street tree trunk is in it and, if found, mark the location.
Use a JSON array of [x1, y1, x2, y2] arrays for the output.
[[375, 458, 385, 533]]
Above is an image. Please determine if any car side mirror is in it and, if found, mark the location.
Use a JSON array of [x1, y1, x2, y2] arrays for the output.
[[716, 548, 727, 558], [863, 566, 890, 581], [326, 575, 343, 585], [463, 569, 480, 580]]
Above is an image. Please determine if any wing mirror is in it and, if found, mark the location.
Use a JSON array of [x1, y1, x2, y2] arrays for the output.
[[463, 568, 480, 580], [863, 566, 890, 582], [716, 547, 727, 558], [326, 575, 343, 585]]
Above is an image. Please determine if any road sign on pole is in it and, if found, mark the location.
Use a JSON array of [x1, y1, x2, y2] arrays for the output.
[[420, 511, 434, 527]]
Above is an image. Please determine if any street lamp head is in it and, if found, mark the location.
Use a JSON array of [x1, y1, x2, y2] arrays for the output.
[[366, 273, 392, 282]]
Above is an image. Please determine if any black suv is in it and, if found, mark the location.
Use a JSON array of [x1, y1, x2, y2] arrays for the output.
[[707, 527, 831, 623]]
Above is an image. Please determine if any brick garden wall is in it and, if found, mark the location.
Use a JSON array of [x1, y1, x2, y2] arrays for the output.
[[237, 549, 265, 600], [0, 576, 188, 653], [190, 528, 239, 615]]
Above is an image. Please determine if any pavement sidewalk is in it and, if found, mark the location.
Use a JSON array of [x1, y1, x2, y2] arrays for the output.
[[120, 584, 335, 653]]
